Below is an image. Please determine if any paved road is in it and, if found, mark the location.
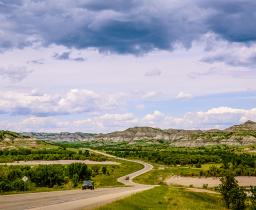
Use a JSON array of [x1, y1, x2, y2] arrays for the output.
[[0, 151, 154, 210]]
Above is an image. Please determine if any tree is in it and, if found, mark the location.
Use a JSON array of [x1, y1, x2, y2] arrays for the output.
[[30, 165, 64, 188], [102, 166, 107, 175], [250, 186, 256, 210], [72, 174, 79, 187], [67, 163, 91, 181], [219, 174, 246, 210], [228, 187, 246, 210]]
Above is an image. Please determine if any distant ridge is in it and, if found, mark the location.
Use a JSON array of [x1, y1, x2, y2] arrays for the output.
[[21, 121, 256, 147], [225, 120, 256, 131]]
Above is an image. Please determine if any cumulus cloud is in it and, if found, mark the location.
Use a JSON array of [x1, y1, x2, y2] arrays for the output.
[[0, 66, 33, 82], [142, 91, 161, 100], [176, 92, 192, 100], [164, 107, 256, 129], [201, 39, 256, 67], [0, 89, 121, 116], [1, 0, 256, 54], [3, 106, 256, 132]]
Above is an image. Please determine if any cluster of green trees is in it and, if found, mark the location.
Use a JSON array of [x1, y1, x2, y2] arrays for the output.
[[0, 148, 108, 163], [102, 145, 223, 165], [200, 153, 256, 176], [219, 174, 256, 210], [94, 143, 256, 176], [0, 163, 111, 193]]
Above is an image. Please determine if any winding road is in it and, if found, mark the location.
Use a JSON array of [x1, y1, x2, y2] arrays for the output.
[[0, 150, 154, 210]]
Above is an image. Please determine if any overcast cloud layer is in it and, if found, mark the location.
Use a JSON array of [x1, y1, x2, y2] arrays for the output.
[[0, 0, 256, 132]]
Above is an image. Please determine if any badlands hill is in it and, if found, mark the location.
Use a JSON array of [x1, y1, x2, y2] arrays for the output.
[[0, 130, 50, 150], [22, 121, 256, 147]]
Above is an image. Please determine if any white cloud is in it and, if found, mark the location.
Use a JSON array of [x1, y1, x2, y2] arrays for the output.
[[0, 89, 121, 116], [0, 66, 33, 82], [2, 106, 256, 132], [142, 91, 161, 100], [143, 110, 164, 125], [176, 91, 192, 100]]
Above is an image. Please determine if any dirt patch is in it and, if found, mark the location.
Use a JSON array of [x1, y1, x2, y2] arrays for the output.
[[166, 176, 256, 188], [0, 160, 120, 165]]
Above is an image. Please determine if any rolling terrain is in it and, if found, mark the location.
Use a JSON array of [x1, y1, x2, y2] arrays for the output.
[[23, 121, 256, 146]]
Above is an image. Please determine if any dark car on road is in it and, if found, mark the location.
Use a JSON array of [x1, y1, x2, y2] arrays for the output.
[[82, 180, 94, 190]]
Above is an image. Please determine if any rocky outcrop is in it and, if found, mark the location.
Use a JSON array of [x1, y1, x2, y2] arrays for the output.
[[23, 132, 96, 142], [225, 120, 256, 132]]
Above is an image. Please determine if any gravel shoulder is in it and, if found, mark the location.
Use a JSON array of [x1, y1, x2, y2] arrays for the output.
[[0, 160, 120, 166]]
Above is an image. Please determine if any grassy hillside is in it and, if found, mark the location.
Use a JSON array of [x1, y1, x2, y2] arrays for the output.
[[0, 131, 22, 140], [0, 130, 58, 150]]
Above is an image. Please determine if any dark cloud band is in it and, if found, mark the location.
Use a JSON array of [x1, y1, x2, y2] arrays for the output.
[[0, 0, 255, 54]]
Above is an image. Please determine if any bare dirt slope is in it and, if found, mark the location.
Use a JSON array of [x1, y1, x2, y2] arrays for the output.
[[166, 176, 256, 188]]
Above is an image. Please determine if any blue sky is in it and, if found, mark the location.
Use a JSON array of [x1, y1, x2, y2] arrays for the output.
[[0, 0, 256, 132]]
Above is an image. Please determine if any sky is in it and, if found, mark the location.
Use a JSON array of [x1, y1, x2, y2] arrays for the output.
[[0, 0, 256, 133]]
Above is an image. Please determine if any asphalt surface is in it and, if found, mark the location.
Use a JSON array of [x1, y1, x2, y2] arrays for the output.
[[0, 151, 154, 210]]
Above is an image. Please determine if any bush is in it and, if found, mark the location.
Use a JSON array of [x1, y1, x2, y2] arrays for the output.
[[30, 165, 65, 188], [0, 181, 11, 192], [12, 179, 29, 191]]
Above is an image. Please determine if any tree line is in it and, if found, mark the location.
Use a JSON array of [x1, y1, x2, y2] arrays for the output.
[[0, 148, 108, 163], [0, 163, 111, 193]]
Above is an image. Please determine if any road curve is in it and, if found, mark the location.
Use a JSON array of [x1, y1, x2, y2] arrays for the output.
[[0, 150, 154, 210]]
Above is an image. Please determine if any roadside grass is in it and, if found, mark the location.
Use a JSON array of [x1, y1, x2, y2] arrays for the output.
[[93, 160, 144, 187], [166, 187, 226, 210], [97, 186, 227, 210], [97, 186, 168, 210]]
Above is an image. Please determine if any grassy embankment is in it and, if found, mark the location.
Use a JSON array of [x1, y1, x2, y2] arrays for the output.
[[97, 186, 227, 210]]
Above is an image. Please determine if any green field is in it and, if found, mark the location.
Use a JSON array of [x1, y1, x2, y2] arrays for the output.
[[97, 186, 227, 210], [93, 160, 143, 187], [134, 164, 222, 185]]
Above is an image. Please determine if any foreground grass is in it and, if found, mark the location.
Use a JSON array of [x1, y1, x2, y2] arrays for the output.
[[97, 186, 227, 210]]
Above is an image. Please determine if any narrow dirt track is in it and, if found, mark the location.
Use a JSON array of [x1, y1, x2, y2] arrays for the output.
[[0, 150, 154, 210]]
